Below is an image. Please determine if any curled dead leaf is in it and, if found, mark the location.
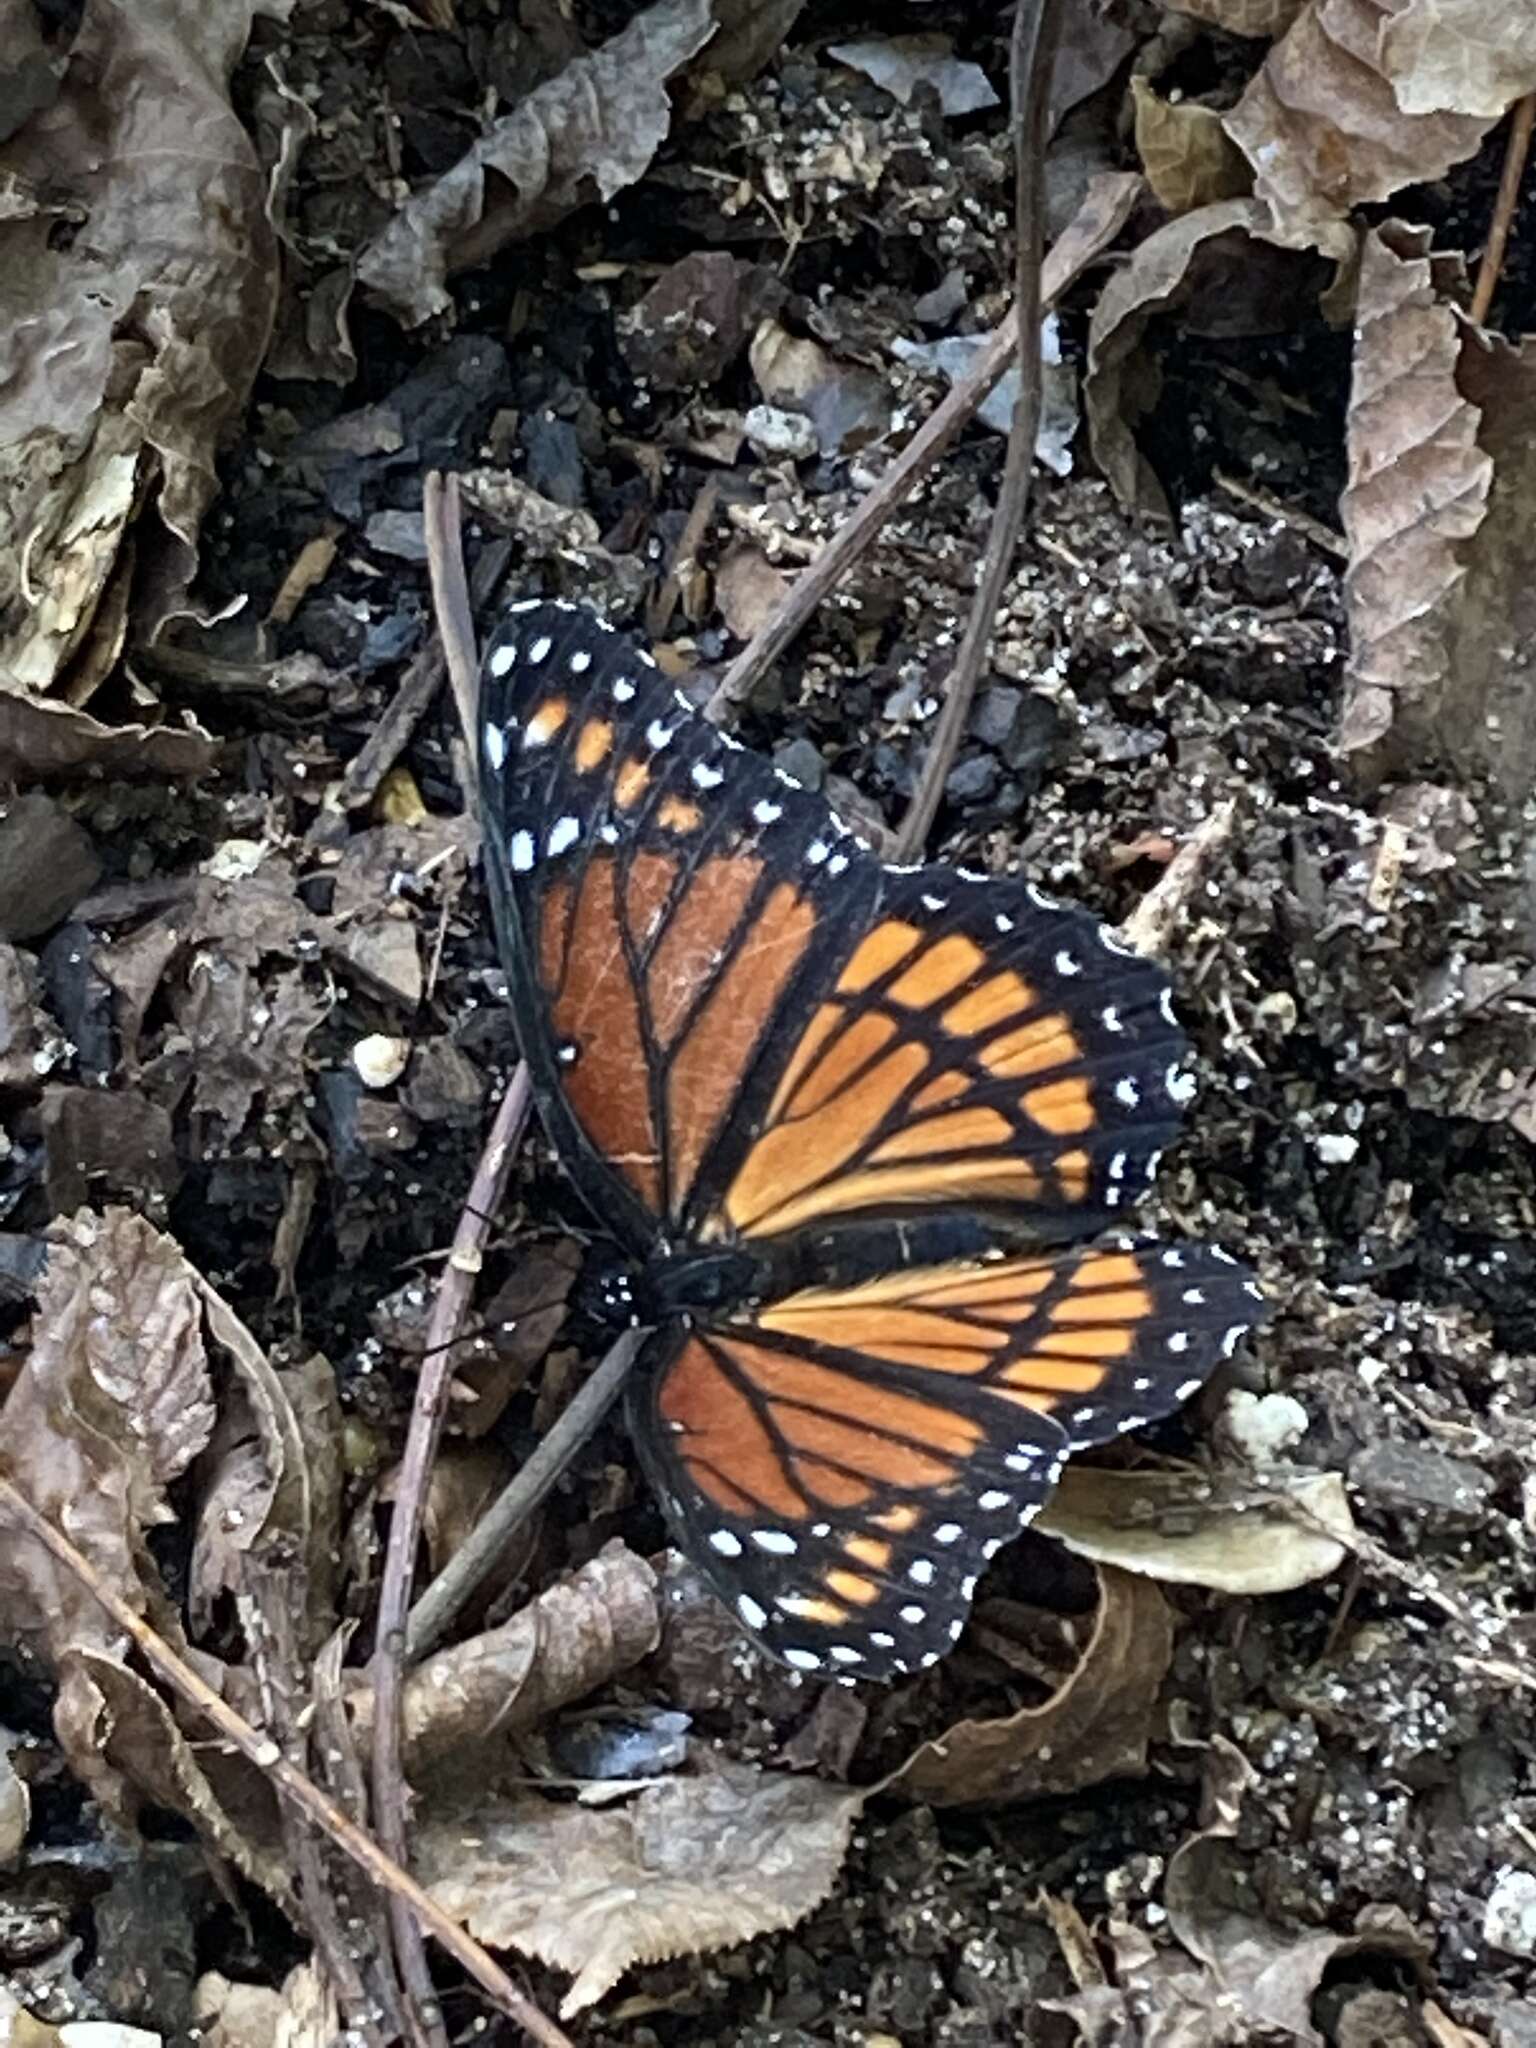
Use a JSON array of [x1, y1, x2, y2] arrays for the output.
[[1086, 199, 1321, 519], [1131, 77, 1252, 216], [345, 1541, 660, 1775], [415, 1759, 863, 2017], [1338, 223, 1536, 802], [0, 0, 288, 692], [883, 1565, 1173, 1809], [0, 690, 216, 783], [1224, 0, 1507, 253], [1036, 1465, 1355, 1593], [357, 0, 717, 326]]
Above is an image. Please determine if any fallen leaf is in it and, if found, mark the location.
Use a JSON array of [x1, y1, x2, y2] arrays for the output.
[[884, 1565, 1173, 1808], [357, 0, 717, 326], [891, 317, 1079, 473], [1173, 0, 1304, 29], [1224, 0, 1512, 253], [749, 320, 891, 455], [345, 1540, 660, 1775], [0, 0, 290, 693], [1086, 198, 1319, 518], [192, 1961, 338, 2048], [414, 1759, 862, 2016], [0, 692, 216, 783], [1337, 223, 1536, 799], [1035, 1466, 1355, 1593], [1131, 76, 1252, 216], [0, 1740, 28, 1868], [0, 1209, 215, 1816], [829, 35, 1000, 117], [1381, 0, 1536, 117]]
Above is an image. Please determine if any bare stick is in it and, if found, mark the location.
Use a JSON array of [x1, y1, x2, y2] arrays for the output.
[[407, 1325, 648, 1662], [702, 171, 1141, 726], [0, 1474, 576, 2048], [371, 1066, 533, 2039], [1470, 93, 1535, 328], [893, 0, 1060, 861], [423, 469, 482, 812], [1116, 803, 1235, 961]]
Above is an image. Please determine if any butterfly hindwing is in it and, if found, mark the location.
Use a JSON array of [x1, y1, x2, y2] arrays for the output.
[[632, 1243, 1266, 1678]]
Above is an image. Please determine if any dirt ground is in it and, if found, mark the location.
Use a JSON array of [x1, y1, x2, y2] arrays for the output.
[[3, 2, 1536, 2044]]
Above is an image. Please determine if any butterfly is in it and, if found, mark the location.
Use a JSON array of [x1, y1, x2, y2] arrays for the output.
[[476, 600, 1264, 1681]]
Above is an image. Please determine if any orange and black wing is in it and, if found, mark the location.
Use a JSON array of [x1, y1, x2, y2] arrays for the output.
[[478, 602, 1186, 1254], [630, 1243, 1265, 1680]]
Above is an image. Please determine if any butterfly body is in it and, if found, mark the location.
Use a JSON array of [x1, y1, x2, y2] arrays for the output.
[[478, 601, 1265, 1680]]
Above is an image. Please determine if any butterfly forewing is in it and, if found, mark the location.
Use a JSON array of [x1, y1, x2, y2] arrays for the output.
[[632, 1243, 1266, 1677]]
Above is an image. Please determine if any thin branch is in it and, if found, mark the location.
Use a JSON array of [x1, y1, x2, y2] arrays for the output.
[[371, 1066, 533, 2041], [423, 469, 482, 812], [893, 0, 1061, 861], [406, 1325, 648, 1662], [702, 170, 1141, 726], [0, 1473, 576, 2048], [1470, 92, 1535, 329]]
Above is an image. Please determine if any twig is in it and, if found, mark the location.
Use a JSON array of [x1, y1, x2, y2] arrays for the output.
[[1211, 469, 1347, 563], [1116, 802, 1235, 961], [893, 0, 1060, 861], [423, 470, 482, 811], [702, 170, 1142, 726], [371, 1067, 533, 2043], [646, 476, 721, 640], [307, 642, 446, 849], [406, 1326, 648, 1662], [0, 1473, 576, 2048], [1470, 92, 1536, 328]]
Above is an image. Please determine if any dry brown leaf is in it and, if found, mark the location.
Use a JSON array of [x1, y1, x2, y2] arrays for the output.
[[0, 691, 216, 783], [415, 1760, 863, 2017], [688, 0, 806, 91], [884, 1565, 1173, 1809], [1036, 1465, 1355, 1592], [0, 1212, 214, 1720], [193, 1962, 339, 2048], [345, 1541, 660, 1774], [357, 0, 717, 326], [1223, 0, 1509, 253], [1381, 0, 1536, 116], [0, 0, 289, 695], [1086, 198, 1313, 518], [1130, 77, 1252, 215], [1336, 222, 1536, 800]]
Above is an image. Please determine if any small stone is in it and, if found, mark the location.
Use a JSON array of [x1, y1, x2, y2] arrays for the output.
[[1485, 1870, 1536, 1958], [944, 753, 998, 805], [352, 1034, 410, 1089], [0, 795, 101, 942], [970, 684, 1023, 749], [773, 737, 825, 791], [1348, 1441, 1494, 1522], [1312, 1132, 1359, 1164], [743, 405, 819, 461]]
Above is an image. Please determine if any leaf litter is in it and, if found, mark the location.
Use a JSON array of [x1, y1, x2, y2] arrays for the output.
[[3, 0, 1536, 2041]]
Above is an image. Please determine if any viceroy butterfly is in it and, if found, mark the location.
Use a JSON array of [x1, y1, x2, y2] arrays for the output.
[[477, 600, 1264, 1681]]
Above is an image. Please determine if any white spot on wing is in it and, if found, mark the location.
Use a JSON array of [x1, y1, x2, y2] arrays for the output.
[[483, 723, 507, 771], [908, 1558, 935, 1585], [547, 816, 580, 858], [488, 643, 516, 677], [784, 1648, 822, 1671], [978, 1490, 1010, 1511], [1115, 1077, 1141, 1109], [709, 1531, 743, 1558], [751, 1530, 797, 1555], [509, 831, 535, 873], [753, 799, 783, 825], [528, 634, 552, 664], [646, 717, 674, 750], [737, 1594, 768, 1631], [692, 761, 724, 790]]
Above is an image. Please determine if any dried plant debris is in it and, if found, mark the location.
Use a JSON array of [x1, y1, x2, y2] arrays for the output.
[[886, 1566, 1175, 1810], [357, 0, 718, 326], [414, 1761, 863, 2017], [0, 0, 289, 698]]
